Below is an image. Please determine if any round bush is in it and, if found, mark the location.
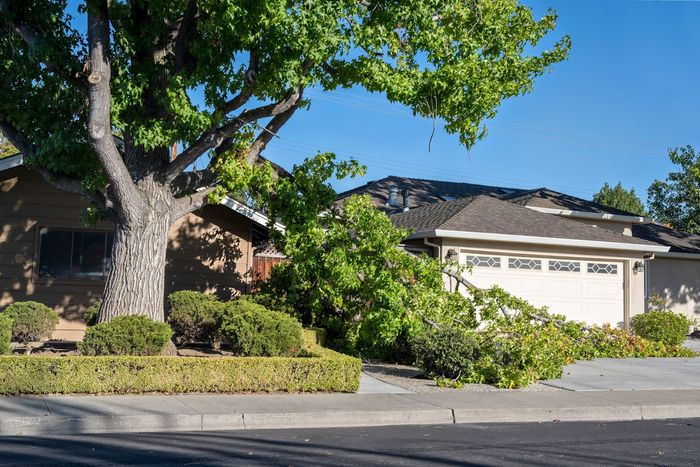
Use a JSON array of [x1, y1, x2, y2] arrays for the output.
[[84, 300, 101, 326], [1, 301, 59, 344], [220, 299, 303, 357], [167, 290, 224, 348], [411, 326, 480, 380], [0, 315, 12, 355], [78, 315, 173, 356], [631, 310, 693, 346]]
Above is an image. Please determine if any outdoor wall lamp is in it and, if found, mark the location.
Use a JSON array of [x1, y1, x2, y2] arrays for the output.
[[445, 248, 459, 262], [633, 260, 645, 275]]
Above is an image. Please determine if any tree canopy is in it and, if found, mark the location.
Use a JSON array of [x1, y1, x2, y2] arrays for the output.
[[592, 182, 646, 216], [0, 0, 569, 322], [0, 0, 570, 194], [648, 146, 700, 233]]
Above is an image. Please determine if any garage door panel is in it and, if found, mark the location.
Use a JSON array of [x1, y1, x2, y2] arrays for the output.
[[544, 279, 584, 296], [499, 277, 546, 295], [586, 281, 621, 297]]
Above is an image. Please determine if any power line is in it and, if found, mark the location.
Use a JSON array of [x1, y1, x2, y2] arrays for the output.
[[307, 90, 664, 156]]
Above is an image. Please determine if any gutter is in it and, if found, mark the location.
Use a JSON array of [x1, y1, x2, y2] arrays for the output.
[[405, 229, 670, 254], [525, 206, 649, 224], [654, 251, 700, 260]]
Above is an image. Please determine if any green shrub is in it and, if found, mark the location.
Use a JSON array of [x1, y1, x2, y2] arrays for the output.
[[1, 301, 59, 344], [79, 315, 173, 356], [411, 326, 480, 381], [0, 315, 12, 355], [631, 310, 693, 346], [221, 299, 303, 357], [411, 309, 697, 389], [84, 300, 101, 326], [167, 290, 225, 348], [0, 335, 361, 395]]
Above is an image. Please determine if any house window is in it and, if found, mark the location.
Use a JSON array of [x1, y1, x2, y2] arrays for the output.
[[587, 262, 618, 275], [549, 260, 581, 272], [508, 258, 541, 270], [465, 255, 501, 268], [38, 228, 113, 278]]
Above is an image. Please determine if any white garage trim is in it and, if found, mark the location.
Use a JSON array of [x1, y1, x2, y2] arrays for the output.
[[407, 229, 669, 253]]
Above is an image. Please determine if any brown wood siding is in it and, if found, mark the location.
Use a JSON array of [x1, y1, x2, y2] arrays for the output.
[[0, 166, 253, 340], [251, 256, 286, 291]]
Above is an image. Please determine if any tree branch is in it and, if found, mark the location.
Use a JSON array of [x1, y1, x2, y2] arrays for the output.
[[35, 168, 107, 211], [173, 0, 198, 74], [245, 93, 302, 165], [172, 186, 216, 219], [164, 85, 304, 183], [86, 1, 144, 221], [220, 51, 258, 115]]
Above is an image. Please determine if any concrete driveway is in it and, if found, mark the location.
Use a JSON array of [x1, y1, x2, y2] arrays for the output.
[[544, 341, 700, 391]]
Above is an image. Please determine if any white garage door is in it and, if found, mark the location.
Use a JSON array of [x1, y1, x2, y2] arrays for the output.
[[460, 252, 624, 327]]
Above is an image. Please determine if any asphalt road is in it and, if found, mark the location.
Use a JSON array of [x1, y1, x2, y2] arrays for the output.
[[1, 419, 700, 466]]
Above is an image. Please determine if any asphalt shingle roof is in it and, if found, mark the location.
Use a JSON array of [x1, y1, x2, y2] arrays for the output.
[[632, 223, 700, 254], [391, 195, 661, 247], [337, 176, 644, 218], [336, 176, 522, 211]]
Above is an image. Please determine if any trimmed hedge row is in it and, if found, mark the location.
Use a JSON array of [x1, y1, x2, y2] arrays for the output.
[[0, 339, 360, 395]]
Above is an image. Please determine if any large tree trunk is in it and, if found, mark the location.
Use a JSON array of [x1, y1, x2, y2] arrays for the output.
[[97, 180, 173, 323]]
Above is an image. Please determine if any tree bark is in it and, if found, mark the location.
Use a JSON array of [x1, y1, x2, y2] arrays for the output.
[[98, 179, 173, 323]]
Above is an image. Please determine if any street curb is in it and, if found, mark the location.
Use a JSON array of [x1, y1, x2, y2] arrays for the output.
[[3, 403, 700, 436], [0, 409, 454, 436]]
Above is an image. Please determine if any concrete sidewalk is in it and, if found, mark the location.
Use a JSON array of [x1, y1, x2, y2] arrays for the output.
[[3, 389, 700, 436]]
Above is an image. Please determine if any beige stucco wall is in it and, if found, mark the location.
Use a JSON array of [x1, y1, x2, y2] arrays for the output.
[[646, 255, 700, 325], [431, 237, 646, 329], [0, 166, 254, 341]]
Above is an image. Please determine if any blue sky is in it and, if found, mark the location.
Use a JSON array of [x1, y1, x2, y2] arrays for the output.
[[260, 0, 700, 201]]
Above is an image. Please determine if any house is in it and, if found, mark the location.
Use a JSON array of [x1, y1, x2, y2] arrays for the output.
[[632, 223, 700, 321], [0, 154, 278, 340], [339, 176, 689, 329]]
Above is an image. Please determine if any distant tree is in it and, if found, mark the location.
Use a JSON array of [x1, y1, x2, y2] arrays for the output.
[[648, 146, 700, 233], [592, 182, 646, 216]]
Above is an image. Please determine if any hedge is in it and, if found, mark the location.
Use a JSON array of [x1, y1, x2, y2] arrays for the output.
[[0, 338, 360, 395]]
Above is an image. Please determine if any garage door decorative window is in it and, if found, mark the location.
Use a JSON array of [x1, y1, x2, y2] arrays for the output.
[[549, 260, 581, 272], [508, 258, 541, 270], [465, 255, 501, 268], [587, 263, 618, 274]]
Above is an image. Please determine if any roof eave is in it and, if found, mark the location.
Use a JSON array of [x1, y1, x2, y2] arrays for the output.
[[405, 229, 670, 253], [526, 206, 649, 224], [654, 251, 700, 260], [0, 153, 24, 172], [220, 196, 285, 232]]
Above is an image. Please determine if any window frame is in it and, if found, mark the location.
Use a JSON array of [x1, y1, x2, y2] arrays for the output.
[[465, 255, 502, 269], [548, 260, 582, 273], [507, 257, 542, 271], [586, 262, 619, 275], [33, 226, 113, 283]]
